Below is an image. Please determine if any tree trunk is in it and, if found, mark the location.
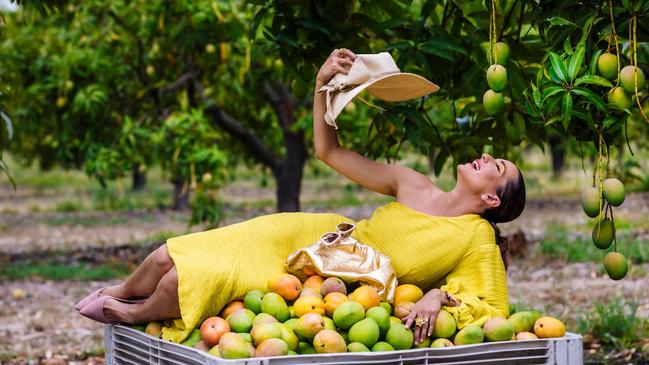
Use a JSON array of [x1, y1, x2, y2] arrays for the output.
[[548, 136, 565, 178], [172, 176, 190, 210], [274, 131, 307, 212], [131, 164, 146, 191], [202, 80, 307, 213]]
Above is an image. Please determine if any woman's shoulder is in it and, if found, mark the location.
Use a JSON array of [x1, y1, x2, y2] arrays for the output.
[[472, 218, 497, 244]]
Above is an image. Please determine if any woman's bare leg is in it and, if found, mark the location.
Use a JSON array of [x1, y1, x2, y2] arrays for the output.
[[103, 244, 175, 299], [104, 266, 180, 324]]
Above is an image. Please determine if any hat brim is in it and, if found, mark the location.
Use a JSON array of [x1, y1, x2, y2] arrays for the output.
[[331, 73, 439, 122]]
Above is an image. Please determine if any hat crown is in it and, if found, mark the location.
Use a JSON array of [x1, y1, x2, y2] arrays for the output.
[[329, 52, 401, 90], [318, 51, 439, 129]]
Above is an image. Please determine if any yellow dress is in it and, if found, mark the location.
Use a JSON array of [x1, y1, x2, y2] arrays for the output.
[[163, 201, 508, 342]]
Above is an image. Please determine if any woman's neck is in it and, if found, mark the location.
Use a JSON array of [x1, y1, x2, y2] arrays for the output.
[[434, 187, 484, 217]]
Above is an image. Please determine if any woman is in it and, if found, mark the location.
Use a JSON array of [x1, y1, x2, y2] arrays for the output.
[[76, 48, 525, 346]]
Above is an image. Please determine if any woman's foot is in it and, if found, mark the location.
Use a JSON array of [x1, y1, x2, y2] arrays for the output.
[[74, 288, 107, 311], [75, 285, 148, 312], [102, 284, 151, 301], [101, 284, 127, 298], [103, 298, 136, 324], [78, 296, 139, 324]]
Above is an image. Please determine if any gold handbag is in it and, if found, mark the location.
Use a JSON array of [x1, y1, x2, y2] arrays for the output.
[[285, 222, 397, 302]]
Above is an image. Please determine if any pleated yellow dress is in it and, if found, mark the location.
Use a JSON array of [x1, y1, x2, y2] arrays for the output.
[[163, 201, 508, 342]]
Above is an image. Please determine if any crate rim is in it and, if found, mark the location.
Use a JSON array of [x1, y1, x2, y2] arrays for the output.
[[106, 324, 582, 364]]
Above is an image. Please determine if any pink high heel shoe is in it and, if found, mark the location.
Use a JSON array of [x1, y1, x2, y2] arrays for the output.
[[78, 296, 119, 324], [74, 288, 106, 311], [75, 288, 148, 311], [78, 295, 148, 324]]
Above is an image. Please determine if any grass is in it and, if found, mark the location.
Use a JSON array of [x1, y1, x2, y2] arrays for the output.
[[1, 262, 132, 281], [576, 296, 649, 363], [44, 214, 132, 227], [3, 146, 649, 215], [539, 224, 649, 264], [512, 296, 649, 363], [90, 185, 171, 211], [54, 200, 84, 212], [145, 230, 180, 243]]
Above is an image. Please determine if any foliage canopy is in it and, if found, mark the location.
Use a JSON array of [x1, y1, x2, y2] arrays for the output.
[[1, 0, 648, 223]]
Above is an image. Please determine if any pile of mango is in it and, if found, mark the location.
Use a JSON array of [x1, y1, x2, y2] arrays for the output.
[[135, 274, 566, 359]]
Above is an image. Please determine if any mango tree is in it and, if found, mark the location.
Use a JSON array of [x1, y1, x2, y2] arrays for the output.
[[2, 0, 314, 218], [0, 9, 15, 187]]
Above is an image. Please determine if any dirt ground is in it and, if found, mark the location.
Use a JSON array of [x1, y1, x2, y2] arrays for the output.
[[1, 187, 649, 364]]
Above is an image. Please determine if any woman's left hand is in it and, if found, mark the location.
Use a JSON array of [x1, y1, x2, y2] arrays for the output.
[[403, 289, 461, 345]]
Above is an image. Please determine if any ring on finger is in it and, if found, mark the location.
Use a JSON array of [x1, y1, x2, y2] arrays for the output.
[[415, 317, 428, 327], [338, 48, 347, 57]]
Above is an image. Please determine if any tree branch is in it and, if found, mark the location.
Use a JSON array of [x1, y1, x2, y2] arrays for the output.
[[262, 81, 296, 133], [158, 73, 195, 96], [499, 0, 518, 40], [203, 103, 281, 171], [106, 10, 147, 85], [106, 10, 160, 110], [515, 2, 526, 43]]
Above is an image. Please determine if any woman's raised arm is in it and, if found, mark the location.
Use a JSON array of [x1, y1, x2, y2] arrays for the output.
[[312, 49, 431, 197]]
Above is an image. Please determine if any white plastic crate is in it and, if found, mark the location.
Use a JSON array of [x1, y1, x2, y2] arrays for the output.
[[104, 324, 583, 365]]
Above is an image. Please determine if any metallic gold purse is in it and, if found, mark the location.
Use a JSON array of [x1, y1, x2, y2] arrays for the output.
[[285, 222, 397, 302]]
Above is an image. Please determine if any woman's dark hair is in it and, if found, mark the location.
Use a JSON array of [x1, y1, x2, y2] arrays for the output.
[[480, 170, 526, 271]]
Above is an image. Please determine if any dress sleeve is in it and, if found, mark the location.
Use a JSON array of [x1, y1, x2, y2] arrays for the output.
[[439, 235, 509, 329]]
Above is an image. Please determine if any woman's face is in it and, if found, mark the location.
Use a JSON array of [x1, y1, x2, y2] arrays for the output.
[[457, 153, 519, 206]]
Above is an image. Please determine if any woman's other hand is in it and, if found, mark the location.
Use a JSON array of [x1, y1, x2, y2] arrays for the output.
[[404, 289, 461, 345], [316, 48, 357, 86]]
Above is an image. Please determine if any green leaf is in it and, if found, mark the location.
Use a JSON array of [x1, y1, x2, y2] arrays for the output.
[[0, 160, 16, 190], [571, 108, 595, 130], [513, 112, 526, 135], [418, 40, 467, 61], [374, 0, 405, 15], [541, 85, 566, 104], [276, 34, 299, 48], [562, 92, 573, 128], [607, 115, 628, 134], [524, 99, 542, 118], [387, 41, 413, 50], [568, 45, 586, 81], [549, 52, 568, 82], [1, 111, 12, 140], [419, 40, 467, 54], [547, 16, 579, 27], [433, 151, 449, 177], [545, 66, 563, 84], [279, 48, 302, 80], [545, 93, 563, 113], [571, 87, 607, 111], [563, 38, 572, 55], [295, 19, 331, 36], [421, 0, 437, 18], [574, 75, 613, 88], [580, 14, 599, 44], [588, 49, 603, 75], [544, 116, 562, 127], [419, 46, 457, 61], [602, 114, 617, 129], [536, 66, 545, 85], [249, 7, 268, 39], [531, 83, 541, 108], [377, 18, 407, 29]]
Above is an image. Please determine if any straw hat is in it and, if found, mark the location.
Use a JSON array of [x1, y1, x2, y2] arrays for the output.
[[318, 51, 439, 128]]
